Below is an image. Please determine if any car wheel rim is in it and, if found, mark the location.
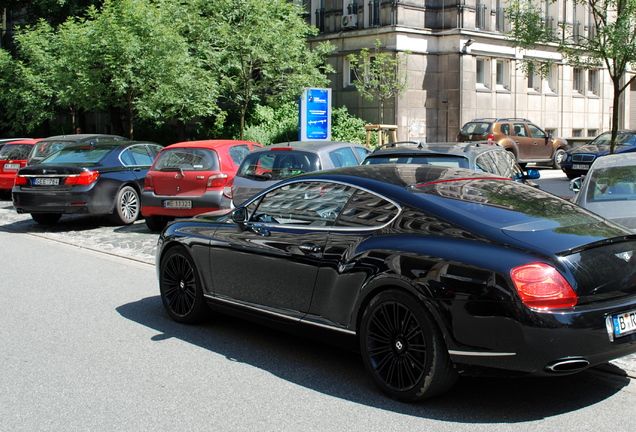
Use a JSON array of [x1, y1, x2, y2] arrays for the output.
[[162, 253, 196, 317], [120, 189, 139, 222], [365, 300, 427, 392]]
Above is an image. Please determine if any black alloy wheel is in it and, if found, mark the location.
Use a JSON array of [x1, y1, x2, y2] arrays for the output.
[[159, 246, 209, 324], [31, 213, 62, 225], [110, 185, 140, 225], [360, 289, 457, 402]]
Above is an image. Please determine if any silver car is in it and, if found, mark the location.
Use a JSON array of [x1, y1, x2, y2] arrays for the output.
[[225, 140, 370, 207], [570, 152, 636, 230]]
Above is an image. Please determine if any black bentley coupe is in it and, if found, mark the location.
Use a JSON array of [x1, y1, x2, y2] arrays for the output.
[[156, 164, 636, 402]]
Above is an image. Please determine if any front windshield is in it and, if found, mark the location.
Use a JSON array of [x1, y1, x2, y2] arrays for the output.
[[590, 132, 636, 147], [238, 150, 320, 181]]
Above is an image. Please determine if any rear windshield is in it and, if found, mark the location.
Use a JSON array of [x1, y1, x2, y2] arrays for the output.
[[153, 148, 220, 171], [459, 122, 492, 136], [0, 144, 33, 160], [30, 141, 74, 162], [590, 132, 636, 147], [40, 146, 113, 164], [411, 178, 604, 231], [364, 155, 469, 168], [238, 150, 320, 181], [585, 165, 636, 203]]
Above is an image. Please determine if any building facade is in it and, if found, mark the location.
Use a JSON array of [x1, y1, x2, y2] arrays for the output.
[[304, 0, 636, 142]]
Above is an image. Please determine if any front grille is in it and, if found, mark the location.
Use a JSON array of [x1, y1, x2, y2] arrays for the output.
[[572, 154, 595, 163]]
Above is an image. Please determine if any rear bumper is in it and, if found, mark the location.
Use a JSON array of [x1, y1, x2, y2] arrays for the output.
[[141, 190, 224, 217], [12, 186, 112, 215]]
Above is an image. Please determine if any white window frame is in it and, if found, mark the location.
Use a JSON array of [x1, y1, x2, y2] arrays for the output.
[[527, 63, 541, 92], [588, 69, 599, 95], [573, 68, 584, 94], [496, 59, 510, 90], [476, 57, 491, 90]]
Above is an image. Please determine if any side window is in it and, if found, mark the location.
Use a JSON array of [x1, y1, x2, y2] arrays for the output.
[[527, 124, 547, 139], [120, 149, 135, 166], [513, 124, 527, 137], [128, 145, 154, 166], [250, 181, 355, 226], [228, 145, 251, 166], [500, 123, 511, 136], [330, 147, 359, 167], [354, 146, 371, 162], [475, 152, 497, 174], [488, 150, 522, 178], [335, 190, 399, 228]]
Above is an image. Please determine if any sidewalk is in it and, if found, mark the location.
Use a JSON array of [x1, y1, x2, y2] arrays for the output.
[[1, 200, 635, 379]]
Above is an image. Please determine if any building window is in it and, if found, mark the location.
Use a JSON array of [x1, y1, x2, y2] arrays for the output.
[[588, 129, 598, 137], [527, 64, 541, 92], [588, 69, 598, 95], [547, 64, 558, 93], [369, 0, 380, 26], [573, 129, 583, 137], [476, 58, 491, 89], [476, 0, 487, 29], [573, 68, 584, 94], [496, 60, 509, 90], [344, 57, 356, 87]]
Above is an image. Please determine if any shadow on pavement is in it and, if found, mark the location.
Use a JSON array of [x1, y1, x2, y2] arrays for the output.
[[117, 296, 630, 423]]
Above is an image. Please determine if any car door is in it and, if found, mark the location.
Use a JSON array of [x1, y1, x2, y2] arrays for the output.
[[527, 123, 551, 159], [209, 180, 355, 319], [512, 123, 534, 160], [120, 144, 157, 187]]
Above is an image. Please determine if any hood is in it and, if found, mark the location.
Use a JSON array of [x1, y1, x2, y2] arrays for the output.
[[571, 144, 610, 156]]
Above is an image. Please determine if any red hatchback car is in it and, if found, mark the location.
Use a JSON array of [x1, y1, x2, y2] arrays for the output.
[[0, 139, 40, 197], [141, 139, 261, 231]]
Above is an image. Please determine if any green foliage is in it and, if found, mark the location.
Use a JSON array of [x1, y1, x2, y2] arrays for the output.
[[347, 39, 410, 123], [507, 0, 636, 153]]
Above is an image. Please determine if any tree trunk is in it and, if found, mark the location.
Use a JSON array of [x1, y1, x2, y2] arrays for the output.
[[610, 77, 622, 154], [109, 107, 126, 137]]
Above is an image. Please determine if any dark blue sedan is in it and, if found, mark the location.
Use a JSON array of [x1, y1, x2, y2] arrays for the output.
[[560, 130, 636, 178], [13, 140, 163, 225]]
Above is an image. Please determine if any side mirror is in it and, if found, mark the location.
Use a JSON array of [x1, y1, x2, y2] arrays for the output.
[[569, 177, 583, 193], [232, 207, 248, 232], [524, 169, 540, 180]]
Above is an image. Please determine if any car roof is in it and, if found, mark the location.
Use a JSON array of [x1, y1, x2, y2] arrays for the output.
[[38, 134, 127, 143], [0, 138, 41, 146], [368, 141, 502, 157], [468, 118, 533, 123], [252, 140, 365, 153], [590, 152, 636, 169], [292, 163, 506, 189], [164, 139, 259, 149]]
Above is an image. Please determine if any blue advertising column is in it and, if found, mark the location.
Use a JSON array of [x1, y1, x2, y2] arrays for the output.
[[299, 88, 331, 141]]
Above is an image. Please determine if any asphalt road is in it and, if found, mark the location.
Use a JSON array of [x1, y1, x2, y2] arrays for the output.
[[1, 228, 636, 431]]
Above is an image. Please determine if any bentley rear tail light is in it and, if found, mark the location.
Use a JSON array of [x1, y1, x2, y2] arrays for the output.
[[511, 263, 577, 309], [144, 174, 154, 191], [207, 173, 229, 188], [64, 171, 99, 186], [223, 178, 233, 199]]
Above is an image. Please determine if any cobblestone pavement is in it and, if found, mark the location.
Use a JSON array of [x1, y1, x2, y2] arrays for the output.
[[1, 197, 635, 380]]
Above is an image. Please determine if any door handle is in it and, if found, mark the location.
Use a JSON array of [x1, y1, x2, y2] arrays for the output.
[[299, 244, 321, 254], [250, 225, 270, 236]]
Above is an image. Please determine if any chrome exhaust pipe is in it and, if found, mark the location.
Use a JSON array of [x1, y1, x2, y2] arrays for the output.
[[545, 357, 590, 373]]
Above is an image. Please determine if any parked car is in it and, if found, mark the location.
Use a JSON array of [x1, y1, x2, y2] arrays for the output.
[[13, 140, 163, 225], [560, 130, 636, 179], [457, 118, 568, 168], [0, 139, 41, 197], [226, 140, 370, 207], [27, 134, 128, 165], [362, 141, 540, 185], [141, 139, 262, 231], [570, 152, 636, 230], [156, 164, 636, 402], [0, 138, 31, 150]]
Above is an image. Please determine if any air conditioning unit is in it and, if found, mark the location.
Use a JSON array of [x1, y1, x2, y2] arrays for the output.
[[342, 14, 358, 29]]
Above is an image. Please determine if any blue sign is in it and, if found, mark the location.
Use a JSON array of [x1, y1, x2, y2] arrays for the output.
[[299, 88, 331, 141]]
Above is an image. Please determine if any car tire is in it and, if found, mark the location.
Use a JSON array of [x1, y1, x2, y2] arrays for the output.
[[359, 289, 458, 402], [159, 245, 209, 324], [145, 215, 172, 232], [31, 213, 62, 225], [109, 186, 139, 225], [552, 148, 566, 169]]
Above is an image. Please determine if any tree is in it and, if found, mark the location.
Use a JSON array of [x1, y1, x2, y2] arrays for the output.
[[507, 0, 636, 154], [208, 0, 335, 140], [347, 39, 410, 124], [0, 0, 103, 27]]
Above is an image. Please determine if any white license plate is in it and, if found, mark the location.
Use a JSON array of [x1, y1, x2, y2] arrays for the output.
[[4, 163, 20, 170], [572, 164, 590, 170], [34, 177, 60, 186], [163, 200, 192, 209], [610, 310, 636, 338]]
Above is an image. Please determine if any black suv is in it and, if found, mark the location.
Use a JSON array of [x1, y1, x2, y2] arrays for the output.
[[457, 118, 568, 168], [363, 141, 540, 184]]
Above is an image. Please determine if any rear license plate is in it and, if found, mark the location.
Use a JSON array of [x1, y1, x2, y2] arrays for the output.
[[163, 200, 192, 209], [572, 164, 590, 170], [4, 163, 20, 170], [34, 177, 60, 186], [609, 310, 636, 339]]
